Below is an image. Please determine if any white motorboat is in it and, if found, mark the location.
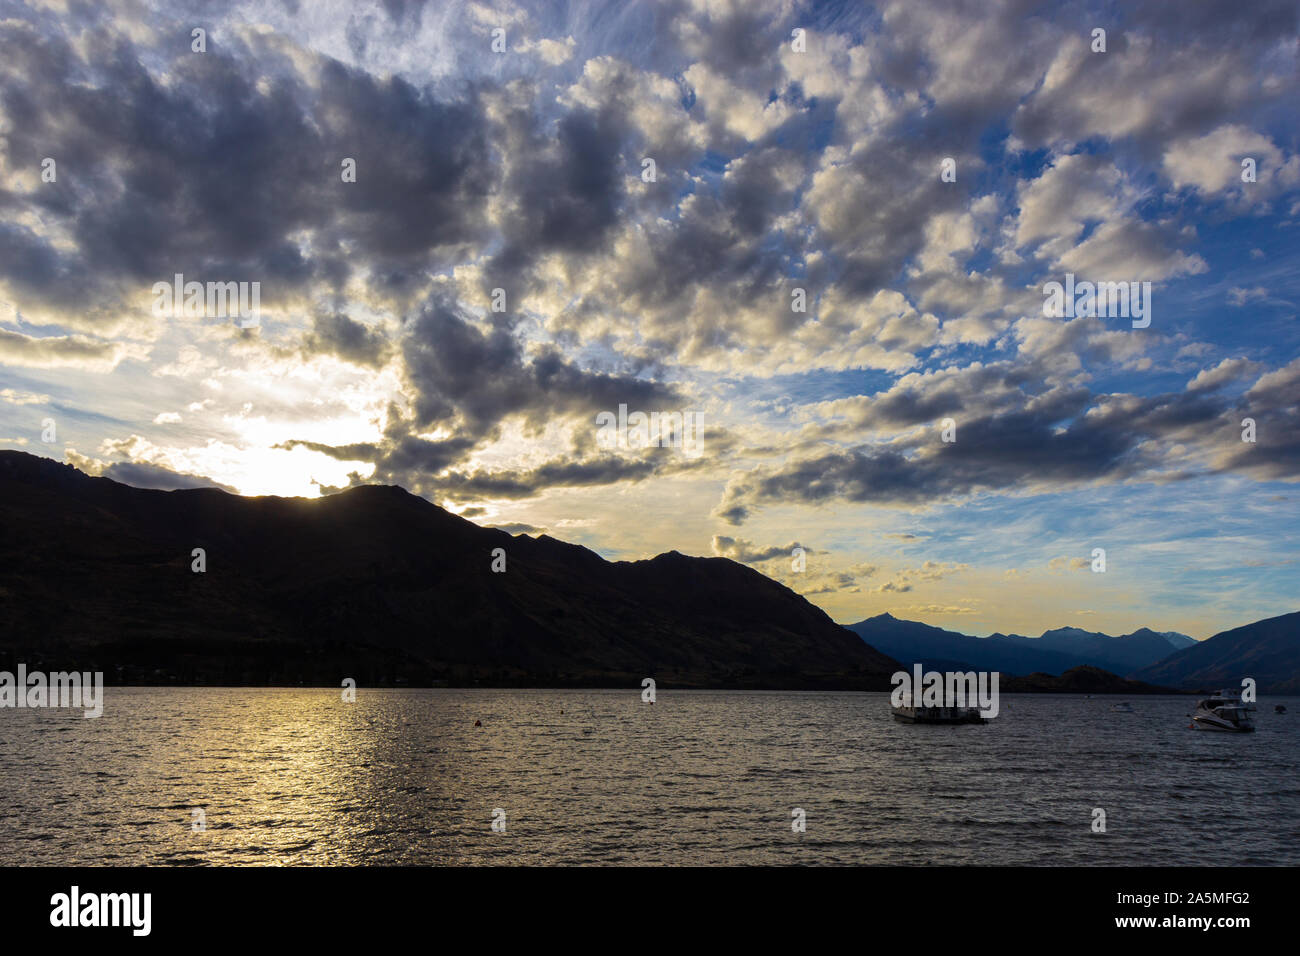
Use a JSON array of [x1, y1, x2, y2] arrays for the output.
[[1190, 691, 1255, 732], [1111, 701, 1133, 713]]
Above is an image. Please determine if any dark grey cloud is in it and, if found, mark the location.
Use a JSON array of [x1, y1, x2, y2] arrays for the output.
[[100, 461, 239, 493], [717, 358, 1300, 523], [287, 433, 693, 503], [430, 454, 664, 503], [1, 24, 318, 294], [0, 18, 496, 322], [63, 450, 239, 492], [483, 98, 630, 301], [680, 2, 788, 78], [400, 296, 677, 439], [277, 432, 477, 485], [1213, 359, 1300, 481], [711, 535, 807, 563], [280, 292, 685, 497], [300, 312, 391, 367], [1009, 0, 1298, 149], [807, 136, 973, 298], [0, 15, 663, 330], [554, 149, 818, 359], [317, 60, 495, 270]]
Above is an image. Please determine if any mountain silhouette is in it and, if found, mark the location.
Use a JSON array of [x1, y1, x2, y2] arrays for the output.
[[0, 451, 898, 689], [999, 625, 1198, 674], [846, 613, 1202, 677], [845, 613, 1077, 675], [1131, 611, 1300, 693]]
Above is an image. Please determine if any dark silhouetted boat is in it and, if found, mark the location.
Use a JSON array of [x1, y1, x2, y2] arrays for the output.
[[892, 701, 988, 724]]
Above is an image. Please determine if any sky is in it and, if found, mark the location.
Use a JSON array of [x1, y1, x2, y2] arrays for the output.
[[0, 0, 1297, 640]]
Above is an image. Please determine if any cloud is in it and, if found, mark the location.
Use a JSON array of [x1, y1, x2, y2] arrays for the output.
[[1228, 286, 1270, 307], [901, 604, 979, 615], [872, 561, 969, 593], [1163, 124, 1299, 196], [1212, 358, 1300, 481], [430, 454, 673, 503], [514, 36, 575, 65], [716, 355, 1300, 523], [0, 387, 49, 406], [1048, 556, 1092, 572], [711, 535, 806, 563], [489, 521, 545, 535], [0, 17, 498, 333], [65, 448, 238, 493], [1012, 153, 1129, 252], [1186, 358, 1259, 393], [0, 328, 140, 370], [301, 312, 391, 368], [400, 296, 675, 438], [1012, 14, 1295, 149]]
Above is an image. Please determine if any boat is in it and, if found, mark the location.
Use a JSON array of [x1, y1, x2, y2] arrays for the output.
[[892, 701, 988, 724], [1190, 691, 1256, 732], [1111, 701, 1134, 713], [1276, 704, 1287, 714]]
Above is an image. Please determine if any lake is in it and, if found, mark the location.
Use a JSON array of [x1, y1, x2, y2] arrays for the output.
[[1, 688, 1296, 865]]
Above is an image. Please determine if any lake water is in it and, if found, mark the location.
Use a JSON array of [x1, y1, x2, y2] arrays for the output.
[[1, 688, 1296, 865]]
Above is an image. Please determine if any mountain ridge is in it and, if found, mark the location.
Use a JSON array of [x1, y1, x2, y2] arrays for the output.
[[1131, 611, 1300, 694], [844, 610, 1293, 687], [0, 451, 898, 689]]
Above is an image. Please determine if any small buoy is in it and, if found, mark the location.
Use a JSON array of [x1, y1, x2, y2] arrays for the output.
[[474, 719, 482, 727]]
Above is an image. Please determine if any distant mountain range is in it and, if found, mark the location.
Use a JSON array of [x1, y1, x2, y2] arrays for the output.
[[0, 451, 897, 689], [846, 611, 1300, 693], [845, 613, 1195, 676]]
